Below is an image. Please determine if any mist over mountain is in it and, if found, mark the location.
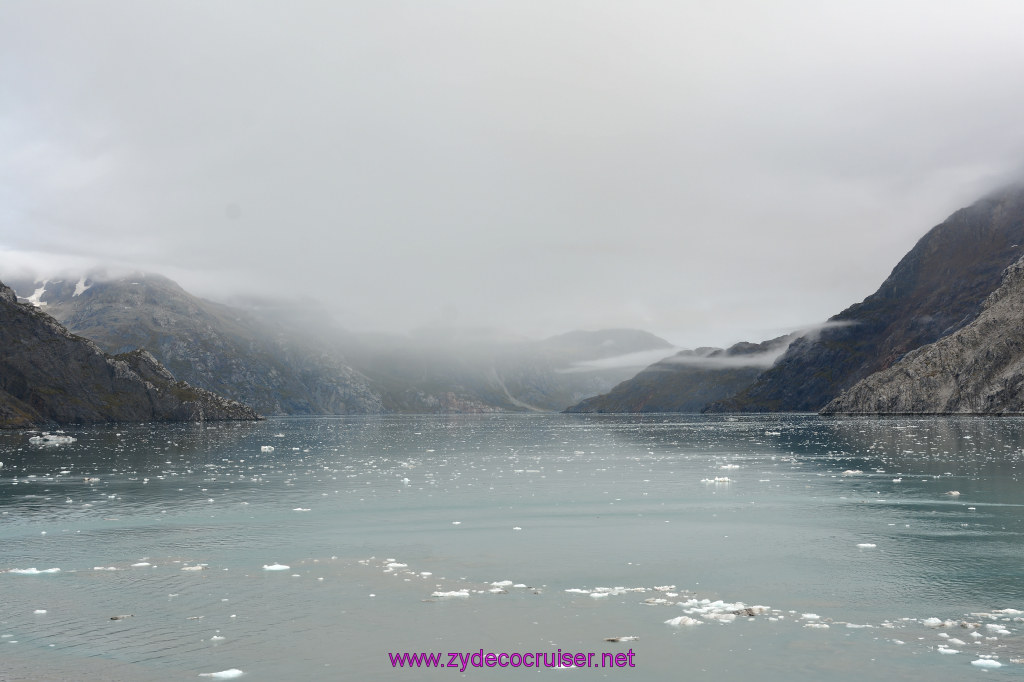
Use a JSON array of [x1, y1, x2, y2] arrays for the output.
[[564, 183, 1024, 414], [345, 327, 674, 413], [6, 273, 672, 415], [7, 272, 385, 416], [564, 337, 792, 413], [0, 279, 259, 429]]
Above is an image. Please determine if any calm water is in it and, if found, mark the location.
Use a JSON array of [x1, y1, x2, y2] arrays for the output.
[[2, 414, 1024, 680]]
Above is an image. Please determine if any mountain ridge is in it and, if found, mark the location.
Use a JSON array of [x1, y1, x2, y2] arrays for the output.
[[0, 279, 260, 429], [821, 253, 1024, 414]]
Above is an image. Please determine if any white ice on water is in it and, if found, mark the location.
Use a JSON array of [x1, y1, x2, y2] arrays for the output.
[[28, 434, 76, 446], [971, 659, 1002, 668], [263, 563, 290, 571], [198, 669, 244, 679]]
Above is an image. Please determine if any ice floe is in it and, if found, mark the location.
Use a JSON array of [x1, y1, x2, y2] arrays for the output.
[[263, 563, 290, 571], [28, 433, 76, 446], [971, 659, 1002, 668], [198, 669, 244, 679], [7, 568, 61, 574]]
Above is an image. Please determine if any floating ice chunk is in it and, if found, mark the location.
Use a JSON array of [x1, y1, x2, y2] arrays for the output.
[[720, 464, 740, 470], [971, 659, 1002, 668], [292, 508, 310, 512], [665, 616, 702, 627], [29, 434, 76, 446], [432, 590, 469, 598], [804, 623, 830, 629], [33, 610, 46, 614], [705, 612, 737, 623], [198, 670, 244, 679], [210, 635, 226, 641], [764, 431, 781, 436], [801, 613, 820, 620], [841, 470, 862, 476], [565, 589, 590, 594], [132, 562, 152, 567], [512, 526, 522, 531], [260, 446, 274, 453], [937, 647, 959, 654], [387, 562, 408, 569], [604, 636, 639, 642], [590, 592, 609, 599], [94, 566, 117, 571], [263, 564, 290, 571], [947, 638, 967, 646], [925, 614, 954, 626], [181, 565, 206, 571], [8, 568, 60, 574], [856, 543, 877, 548], [491, 580, 513, 587], [451, 521, 461, 525]]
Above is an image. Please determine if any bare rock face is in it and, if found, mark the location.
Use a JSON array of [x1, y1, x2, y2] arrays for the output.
[[822, 256, 1024, 414], [0, 280, 260, 428]]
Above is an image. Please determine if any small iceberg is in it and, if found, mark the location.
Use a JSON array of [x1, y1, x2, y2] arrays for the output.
[[263, 563, 290, 571], [432, 589, 470, 598], [970, 659, 1002, 668], [8, 568, 61, 574], [856, 543, 877, 549], [260, 446, 274, 453], [665, 616, 702, 627], [28, 433, 76, 446], [199, 670, 244, 679]]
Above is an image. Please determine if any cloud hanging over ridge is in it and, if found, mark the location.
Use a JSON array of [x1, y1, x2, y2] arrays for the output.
[[3, 2, 1024, 347]]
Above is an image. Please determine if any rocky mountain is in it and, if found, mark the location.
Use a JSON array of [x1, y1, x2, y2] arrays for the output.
[[0, 280, 259, 429], [9, 273, 672, 414], [564, 336, 791, 413], [706, 184, 1024, 412], [822, 255, 1024, 414], [8, 273, 385, 416]]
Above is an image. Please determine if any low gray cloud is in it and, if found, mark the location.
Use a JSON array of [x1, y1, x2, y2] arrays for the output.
[[3, 2, 1024, 347]]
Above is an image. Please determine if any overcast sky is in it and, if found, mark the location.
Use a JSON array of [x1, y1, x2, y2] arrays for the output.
[[3, 1, 1024, 347]]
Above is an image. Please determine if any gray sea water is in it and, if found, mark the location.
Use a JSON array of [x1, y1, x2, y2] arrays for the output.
[[2, 413, 1024, 680]]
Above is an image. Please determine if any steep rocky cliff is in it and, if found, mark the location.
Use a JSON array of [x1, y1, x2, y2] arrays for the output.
[[822, 255, 1024, 414], [707, 184, 1024, 412], [0, 280, 260, 428]]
